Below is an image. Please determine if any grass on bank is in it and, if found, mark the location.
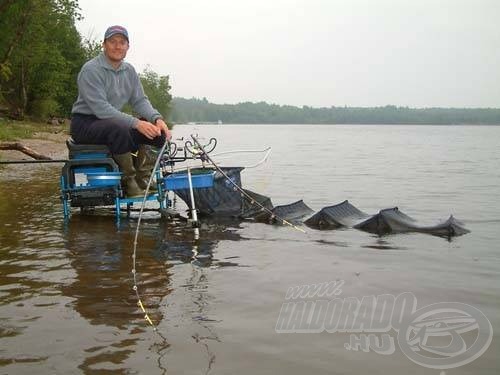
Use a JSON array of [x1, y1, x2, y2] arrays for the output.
[[0, 119, 67, 142]]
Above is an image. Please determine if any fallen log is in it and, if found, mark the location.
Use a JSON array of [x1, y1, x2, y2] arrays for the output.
[[0, 142, 52, 160]]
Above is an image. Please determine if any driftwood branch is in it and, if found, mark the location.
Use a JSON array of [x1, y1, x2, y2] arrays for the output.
[[0, 142, 52, 160]]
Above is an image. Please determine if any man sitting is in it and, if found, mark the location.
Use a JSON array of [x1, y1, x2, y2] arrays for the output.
[[71, 25, 172, 197]]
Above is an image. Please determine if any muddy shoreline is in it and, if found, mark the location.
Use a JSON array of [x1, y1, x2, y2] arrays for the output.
[[0, 132, 68, 180], [0, 131, 68, 161]]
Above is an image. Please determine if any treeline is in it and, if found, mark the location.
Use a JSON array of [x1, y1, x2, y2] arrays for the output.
[[0, 0, 171, 121], [170, 97, 500, 125]]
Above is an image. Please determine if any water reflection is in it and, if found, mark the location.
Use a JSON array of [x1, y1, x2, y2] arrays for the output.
[[151, 217, 246, 373], [59, 215, 170, 373], [57, 213, 245, 372], [0, 174, 75, 369], [362, 236, 408, 251], [61, 215, 170, 328], [154, 216, 246, 268]]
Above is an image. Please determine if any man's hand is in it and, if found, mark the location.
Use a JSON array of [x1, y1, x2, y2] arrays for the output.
[[155, 119, 172, 141], [136, 119, 161, 139]]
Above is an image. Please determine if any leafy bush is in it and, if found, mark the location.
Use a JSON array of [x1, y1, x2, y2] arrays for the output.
[[29, 99, 60, 120]]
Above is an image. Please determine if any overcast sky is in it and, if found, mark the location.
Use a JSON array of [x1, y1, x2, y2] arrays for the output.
[[76, 0, 500, 108]]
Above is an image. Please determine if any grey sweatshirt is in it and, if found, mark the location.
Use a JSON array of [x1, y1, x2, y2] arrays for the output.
[[71, 53, 162, 127]]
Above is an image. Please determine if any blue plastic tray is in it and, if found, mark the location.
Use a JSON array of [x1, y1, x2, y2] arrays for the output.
[[164, 171, 215, 190], [86, 172, 122, 187]]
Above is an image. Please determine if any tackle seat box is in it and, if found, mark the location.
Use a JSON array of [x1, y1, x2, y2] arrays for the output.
[[66, 138, 111, 159], [63, 138, 119, 188]]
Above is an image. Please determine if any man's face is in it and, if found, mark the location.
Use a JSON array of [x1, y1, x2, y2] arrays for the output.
[[103, 34, 129, 63]]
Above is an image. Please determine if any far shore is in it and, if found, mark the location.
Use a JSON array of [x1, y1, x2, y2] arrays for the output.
[[1, 119, 498, 168]]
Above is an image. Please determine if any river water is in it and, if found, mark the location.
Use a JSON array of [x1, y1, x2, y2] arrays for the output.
[[0, 124, 499, 374]]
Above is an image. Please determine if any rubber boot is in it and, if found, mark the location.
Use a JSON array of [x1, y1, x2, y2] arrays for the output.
[[113, 153, 145, 198], [135, 144, 157, 192]]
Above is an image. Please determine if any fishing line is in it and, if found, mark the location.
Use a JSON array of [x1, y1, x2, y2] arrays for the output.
[[191, 135, 306, 234]]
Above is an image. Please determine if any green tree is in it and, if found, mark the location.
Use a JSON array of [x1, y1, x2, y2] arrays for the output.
[[140, 66, 172, 120], [81, 36, 101, 61], [0, 0, 85, 119]]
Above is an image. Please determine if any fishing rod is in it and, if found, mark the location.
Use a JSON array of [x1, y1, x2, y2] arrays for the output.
[[131, 135, 302, 340], [211, 147, 272, 169], [191, 135, 306, 234], [131, 140, 170, 343], [163, 147, 272, 173], [0, 159, 68, 164], [212, 147, 271, 157], [130, 136, 217, 340]]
